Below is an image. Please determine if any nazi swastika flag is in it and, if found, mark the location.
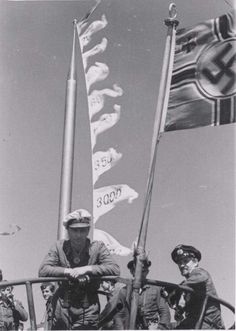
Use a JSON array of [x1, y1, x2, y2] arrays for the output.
[[165, 10, 236, 131]]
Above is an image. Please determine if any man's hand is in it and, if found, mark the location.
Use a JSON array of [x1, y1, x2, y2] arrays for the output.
[[2, 293, 15, 308], [64, 266, 92, 279], [174, 306, 184, 322], [135, 247, 147, 261]]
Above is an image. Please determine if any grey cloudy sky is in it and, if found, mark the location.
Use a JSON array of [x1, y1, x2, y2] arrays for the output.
[[0, 0, 234, 327]]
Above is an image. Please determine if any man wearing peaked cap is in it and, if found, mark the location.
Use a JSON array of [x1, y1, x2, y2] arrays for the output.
[[38, 208, 120, 330], [127, 256, 171, 330], [171, 244, 201, 265], [127, 257, 151, 270], [163, 244, 224, 329], [100, 255, 171, 330], [63, 209, 92, 228]]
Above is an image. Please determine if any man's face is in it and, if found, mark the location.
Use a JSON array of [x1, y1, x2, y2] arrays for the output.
[[68, 227, 90, 244], [1, 286, 12, 298], [130, 265, 149, 279], [42, 287, 53, 301], [177, 257, 197, 277]]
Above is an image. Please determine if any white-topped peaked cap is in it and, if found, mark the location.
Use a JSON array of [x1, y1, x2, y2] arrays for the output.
[[63, 209, 92, 228]]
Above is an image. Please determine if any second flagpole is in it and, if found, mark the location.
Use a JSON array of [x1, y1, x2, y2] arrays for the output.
[[129, 4, 179, 329], [57, 20, 78, 240]]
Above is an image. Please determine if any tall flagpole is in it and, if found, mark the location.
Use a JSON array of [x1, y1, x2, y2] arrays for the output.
[[74, 0, 101, 242], [129, 4, 179, 329], [57, 20, 78, 240]]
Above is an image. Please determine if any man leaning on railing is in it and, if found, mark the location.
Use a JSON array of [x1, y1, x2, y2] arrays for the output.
[[38, 209, 120, 330], [162, 244, 225, 329]]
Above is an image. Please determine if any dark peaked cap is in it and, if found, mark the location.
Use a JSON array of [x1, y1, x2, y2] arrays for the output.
[[171, 244, 202, 263], [127, 258, 151, 270]]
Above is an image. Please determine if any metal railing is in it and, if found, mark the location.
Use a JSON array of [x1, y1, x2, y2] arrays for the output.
[[0, 277, 234, 330]]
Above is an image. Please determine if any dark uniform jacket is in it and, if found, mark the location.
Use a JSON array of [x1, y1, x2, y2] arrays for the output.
[[175, 267, 225, 329], [38, 239, 120, 330], [100, 284, 171, 330], [136, 284, 171, 329], [0, 298, 28, 330]]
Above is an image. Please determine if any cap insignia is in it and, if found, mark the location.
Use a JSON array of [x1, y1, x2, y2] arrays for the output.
[[177, 248, 183, 255]]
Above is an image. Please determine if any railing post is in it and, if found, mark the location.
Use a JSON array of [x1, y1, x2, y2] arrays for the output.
[[25, 281, 37, 330], [194, 295, 209, 329]]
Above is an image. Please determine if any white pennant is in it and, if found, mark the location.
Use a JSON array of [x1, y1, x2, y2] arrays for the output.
[[90, 104, 120, 149], [93, 148, 122, 184], [79, 14, 108, 51], [88, 84, 123, 119], [85, 62, 109, 91], [82, 38, 108, 70], [94, 228, 132, 256], [93, 184, 138, 222]]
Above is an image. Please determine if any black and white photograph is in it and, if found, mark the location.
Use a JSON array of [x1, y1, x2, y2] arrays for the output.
[[0, 0, 235, 329]]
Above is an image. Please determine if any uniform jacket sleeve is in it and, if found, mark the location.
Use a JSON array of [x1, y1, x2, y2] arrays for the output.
[[182, 268, 208, 286], [181, 268, 208, 297], [38, 241, 69, 277], [157, 289, 171, 328], [99, 287, 128, 330], [13, 300, 28, 322], [38, 240, 120, 277], [89, 241, 120, 276]]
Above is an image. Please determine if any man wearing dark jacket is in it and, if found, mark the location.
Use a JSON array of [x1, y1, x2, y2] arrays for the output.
[[167, 244, 225, 329], [0, 283, 28, 330], [39, 282, 55, 330], [99, 257, 171, 330], [38, 208, 120, 330]]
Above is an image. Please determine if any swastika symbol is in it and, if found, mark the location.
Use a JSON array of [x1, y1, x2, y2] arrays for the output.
[[202, 43, 236, 94], [197, 39, 236, 98]]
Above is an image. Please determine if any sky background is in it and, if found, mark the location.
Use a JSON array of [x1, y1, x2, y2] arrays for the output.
[[0, 0, 235, 328]]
